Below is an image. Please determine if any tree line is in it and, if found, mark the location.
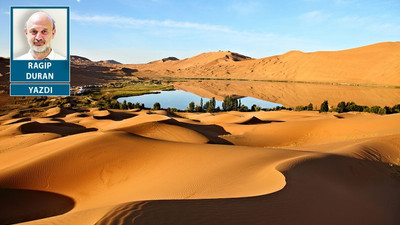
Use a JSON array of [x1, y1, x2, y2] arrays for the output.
[[104, 96, 400, 116]]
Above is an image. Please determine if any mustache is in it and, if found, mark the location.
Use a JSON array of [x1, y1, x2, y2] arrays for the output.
[[33, 39, 45, 44]]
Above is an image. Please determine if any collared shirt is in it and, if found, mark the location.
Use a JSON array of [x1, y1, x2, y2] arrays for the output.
[[16, 49, 66, 60]]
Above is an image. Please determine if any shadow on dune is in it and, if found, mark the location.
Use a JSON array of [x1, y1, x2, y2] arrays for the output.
[[160, 119, 233, 145], [93, 110, 136, 121], [238, 116, 285, 125], [20, 121, 98, 136], [0, 188, 75, 225], [95, 154, 400, 225], [4, 118, 31, 125]]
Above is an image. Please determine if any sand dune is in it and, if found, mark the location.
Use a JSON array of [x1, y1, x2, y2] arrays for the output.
[[128, 42, 400, 87], [0, 107, 398, 225]]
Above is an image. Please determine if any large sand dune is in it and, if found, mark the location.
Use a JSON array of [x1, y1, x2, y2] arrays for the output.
[[0, 107, 399, 225], [129, 42, 400, 87]]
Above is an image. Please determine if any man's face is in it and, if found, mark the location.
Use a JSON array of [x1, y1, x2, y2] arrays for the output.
[[25, 13, 56, 53]]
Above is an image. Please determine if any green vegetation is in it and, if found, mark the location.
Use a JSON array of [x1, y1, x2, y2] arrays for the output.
[[203, 97, 217, 112], [187, 101, 195, 112], [295, 103, 314, 111], [153, 102, 161, 110], [251, 104, 262, 112], [332, 101, 400, 115], [222, 95, 238, 111], [307, 103, 313, 111], [68, 81, 173, 109], [290, 100, 400, 115], [320, 100, 329, 113], [16, 79, 400, 116]]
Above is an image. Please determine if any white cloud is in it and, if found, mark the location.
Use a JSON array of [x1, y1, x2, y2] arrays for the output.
[[76, 0, 81, 2], [3, 11, 10, 15], [70, 12, 323, 63], [71, 13, 233, 32]]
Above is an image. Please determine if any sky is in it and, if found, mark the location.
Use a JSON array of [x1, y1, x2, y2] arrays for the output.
[[0, 0, 399, 64]]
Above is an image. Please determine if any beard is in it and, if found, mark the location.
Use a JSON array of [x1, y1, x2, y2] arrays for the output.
[[29, 39, 51, 53]]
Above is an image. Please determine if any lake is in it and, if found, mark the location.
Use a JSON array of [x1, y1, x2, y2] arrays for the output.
[[173, 80, 400, 108], [118, 90, 283, 110]]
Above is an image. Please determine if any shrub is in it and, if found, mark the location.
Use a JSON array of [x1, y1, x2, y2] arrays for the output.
[[392, 104, 400, 113], [378, 107, 386, 115], [369, 106, 381, 114], [295, 105, 306, 111], [307, 103, 313, 111], [240, 105, 249, 112], [345, 102, 364, 112], [153, 102, 161, 110]]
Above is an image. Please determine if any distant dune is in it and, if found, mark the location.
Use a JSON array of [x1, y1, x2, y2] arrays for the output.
[[98, 60, 122, 65], [129, 42, 400, 86]]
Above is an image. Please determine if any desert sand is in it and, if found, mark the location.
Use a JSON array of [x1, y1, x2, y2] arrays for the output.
[[0, 107, 399, 225]]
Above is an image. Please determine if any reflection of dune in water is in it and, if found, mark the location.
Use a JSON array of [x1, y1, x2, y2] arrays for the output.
[[175, 80, 400, 108]]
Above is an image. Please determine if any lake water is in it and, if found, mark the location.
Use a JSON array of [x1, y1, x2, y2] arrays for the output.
[[118, 90, 283, 110]]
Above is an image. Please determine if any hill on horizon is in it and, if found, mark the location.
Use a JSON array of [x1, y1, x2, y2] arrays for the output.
[[127, 41, 400, 87]]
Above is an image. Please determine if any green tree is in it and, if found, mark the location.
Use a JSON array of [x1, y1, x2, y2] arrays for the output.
[[307, 103, 313, 111], [222, 95, 238, 111], [153, 102, 161, 110], [128, 102, 133, 109], [320, 100, 329, 112], [336, 101, 346, 113], [211, 97, 216, 109], [203, 99, 216, 113], [187, 101, 195, 112]]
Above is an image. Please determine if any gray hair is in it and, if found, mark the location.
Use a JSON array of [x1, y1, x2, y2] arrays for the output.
[[24, 11, 56, 30]]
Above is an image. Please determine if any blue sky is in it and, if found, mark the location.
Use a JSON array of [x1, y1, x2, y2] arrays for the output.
[[1, 0, 399, 63]]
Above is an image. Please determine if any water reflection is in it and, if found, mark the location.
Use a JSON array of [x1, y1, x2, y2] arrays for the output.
[[118, 90, 282, 110], [174, 80, 400, 108]]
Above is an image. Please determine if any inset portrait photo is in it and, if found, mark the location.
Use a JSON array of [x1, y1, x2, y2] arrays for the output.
[[12, 7, 68, 60]]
